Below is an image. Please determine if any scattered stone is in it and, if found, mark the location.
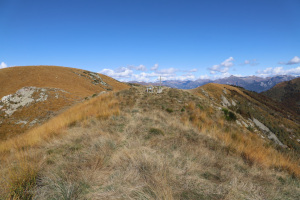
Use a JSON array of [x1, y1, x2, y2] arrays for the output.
[[252, 118, 286, 147], [201, 89, 209, 97], [1, 87, 36, 116], [221, 95, 231, 107], [16, 120, 28, 125], [89, 72, 108, 86], [29, 119, 39, 126], [241, 120, 248, 127], [74, 70, 109, 86], [231, 99, 237, 106], [99, 91, 107, 95], [0, 87, 66, 116]]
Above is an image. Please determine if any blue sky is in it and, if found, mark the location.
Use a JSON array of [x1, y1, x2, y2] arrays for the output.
[[0, 0, 299, 82]]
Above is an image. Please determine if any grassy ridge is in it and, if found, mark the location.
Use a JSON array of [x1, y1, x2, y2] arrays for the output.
[[1, 86, 300, 199]]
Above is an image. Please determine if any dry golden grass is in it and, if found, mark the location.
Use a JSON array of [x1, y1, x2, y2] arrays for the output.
[[0, 92, 120, 199], [0, 65, 129, 141], [1, 85, 300, 199], [0, 65, 129, 99], [0, 93, 119, 155], [31, 98, 300, 199], [5, 154, 39, 199], [182, 98, 300, 178]]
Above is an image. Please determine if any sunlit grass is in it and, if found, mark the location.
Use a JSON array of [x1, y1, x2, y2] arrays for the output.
[[182, 104, 300, 177], [0, 93, 119, 154], [0, 93, 120, 199]]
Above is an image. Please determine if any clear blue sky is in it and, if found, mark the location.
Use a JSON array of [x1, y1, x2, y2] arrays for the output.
[[1, 0, 299, 82]]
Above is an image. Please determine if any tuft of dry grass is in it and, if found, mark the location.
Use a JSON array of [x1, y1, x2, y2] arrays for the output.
[[6, 156, 38, 199]]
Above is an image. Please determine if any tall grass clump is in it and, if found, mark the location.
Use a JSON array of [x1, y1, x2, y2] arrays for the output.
[[2, 152, 39, 200]]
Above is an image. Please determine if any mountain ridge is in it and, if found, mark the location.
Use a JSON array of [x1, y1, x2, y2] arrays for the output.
[[129, 75, 297, 92]]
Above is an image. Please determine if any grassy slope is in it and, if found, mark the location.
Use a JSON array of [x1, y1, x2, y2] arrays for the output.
[[192, 83, 300, 153], [0, 66, 129, 140], [262, 77, 300, 116], [1, 85, 300, 199], [0, 65, 129, 99]]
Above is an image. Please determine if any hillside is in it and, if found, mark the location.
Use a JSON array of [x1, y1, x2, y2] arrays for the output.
[[192, 83, 300, 152], [0, 66, 129, 140], [262, 77, 300, 117], [0, 83, 300, 199]]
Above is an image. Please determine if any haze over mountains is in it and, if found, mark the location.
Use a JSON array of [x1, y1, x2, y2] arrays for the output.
[[130, 75, 297, 93]]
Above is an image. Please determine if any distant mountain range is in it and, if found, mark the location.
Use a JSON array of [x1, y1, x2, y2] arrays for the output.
[[129, 75, 297, 93]]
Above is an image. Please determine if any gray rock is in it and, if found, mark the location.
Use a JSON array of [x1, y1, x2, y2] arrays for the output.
[[252, 118, 286, 147]]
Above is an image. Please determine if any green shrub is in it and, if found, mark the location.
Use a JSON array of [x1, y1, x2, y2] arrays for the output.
[[148, 128, 164, 136], [166, 108, 173, 113], [222, 108, 236, 121], [228, 111, 237, 121], [222, 108, 229, 115], [197, 104, 204, 110]]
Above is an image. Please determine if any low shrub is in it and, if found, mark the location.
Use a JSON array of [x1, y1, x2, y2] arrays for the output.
[[166, 108, 173, 113], [222, 108, 237, 121], [149, 128, 164, 136]]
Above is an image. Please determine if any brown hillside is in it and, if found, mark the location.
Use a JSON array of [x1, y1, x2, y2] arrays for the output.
[[262, 77, 300, 116], [0, 65, 129, 140], [0, 65, 129, 99], [191, 83, 300, 154]]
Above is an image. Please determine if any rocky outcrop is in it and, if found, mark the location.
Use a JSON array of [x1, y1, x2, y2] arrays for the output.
[[252, 118, 286, 147], [0, 87, 67, 116]]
